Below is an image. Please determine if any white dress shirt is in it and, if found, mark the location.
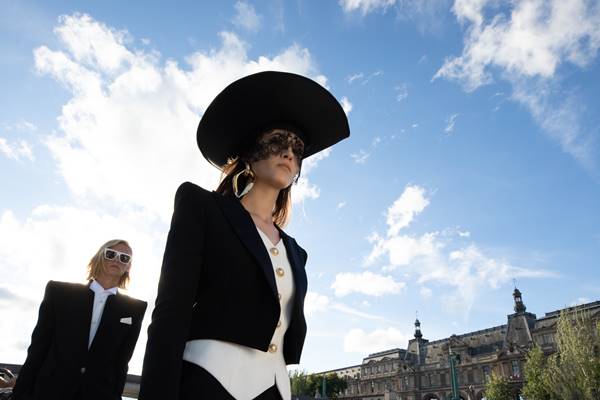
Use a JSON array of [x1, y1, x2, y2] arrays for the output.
[[183, 227, 296, 400], [88, 280, 118, 348]]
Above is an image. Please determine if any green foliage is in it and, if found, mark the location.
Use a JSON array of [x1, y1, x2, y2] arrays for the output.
[[521, 345, 551, 400], [289, 371, 348, 398], [289, 369, 311, 396], [522, 310, 600, 400], [484, 372, 512, 400]]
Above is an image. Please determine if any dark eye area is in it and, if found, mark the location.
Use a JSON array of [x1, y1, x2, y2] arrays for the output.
[[105, 249, 117, 259], [119, 254, 131, 263]]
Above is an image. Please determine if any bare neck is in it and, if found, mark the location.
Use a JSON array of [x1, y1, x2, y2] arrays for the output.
[[240, 182, 279, 225], [94, 274, 120, 290]]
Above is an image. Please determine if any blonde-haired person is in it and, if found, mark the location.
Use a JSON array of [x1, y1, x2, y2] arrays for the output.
[[12, 239, 147, 400], [139, 71, 350, 400]]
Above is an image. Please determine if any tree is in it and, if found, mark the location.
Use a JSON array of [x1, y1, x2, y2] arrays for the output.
[[289, 371, 348, 398], [521, 309, 600, 400], [484, 372, 512, 400], [543, 309, 600, 400], [289, 369, 311, 396], [521, 345, 551, 400]]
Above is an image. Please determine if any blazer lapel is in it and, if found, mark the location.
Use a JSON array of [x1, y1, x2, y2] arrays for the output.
[[279, 229, 308, 299], [88, 293, 121, 354], [74, 284, 94, 355], [213, 192, 278, 299]]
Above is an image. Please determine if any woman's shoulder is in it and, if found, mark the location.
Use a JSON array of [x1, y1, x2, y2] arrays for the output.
[[175, 181, 215, 204], [176, 181, 211, 196]]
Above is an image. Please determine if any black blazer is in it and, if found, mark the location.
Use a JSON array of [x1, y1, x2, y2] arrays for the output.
[[139, 182, 309, 400], [12, 281, 147, 400]]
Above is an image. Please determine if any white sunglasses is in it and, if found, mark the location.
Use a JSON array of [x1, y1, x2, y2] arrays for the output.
[[103, 248, 132, 264]]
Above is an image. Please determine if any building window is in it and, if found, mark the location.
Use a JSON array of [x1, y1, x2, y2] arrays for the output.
[[441, 373, 446, 386], [403, 376, 409, 390], [467, 370, 474, 383], [482, 366, 491, 383], [541, 333, 555, 344], [512, 360, 521, 377]]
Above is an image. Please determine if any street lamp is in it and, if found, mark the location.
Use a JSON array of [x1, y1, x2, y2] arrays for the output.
[[449, 347, 461, 400]]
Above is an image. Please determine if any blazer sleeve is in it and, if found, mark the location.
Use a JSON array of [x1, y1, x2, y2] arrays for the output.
[[11, 281, 56, 400], [114, 300, 147, 399], [138, 182, 206, 400]]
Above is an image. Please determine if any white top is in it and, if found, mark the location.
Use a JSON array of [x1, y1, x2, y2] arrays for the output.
[[183, 227, 296, 400], [88, 280, 118, 348]]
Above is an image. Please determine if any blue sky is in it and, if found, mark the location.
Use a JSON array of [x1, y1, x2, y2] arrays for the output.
[[1, 0, 599, 374]]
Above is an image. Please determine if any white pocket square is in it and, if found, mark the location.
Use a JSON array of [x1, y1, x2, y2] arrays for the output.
[[120, 317, 132, 325]]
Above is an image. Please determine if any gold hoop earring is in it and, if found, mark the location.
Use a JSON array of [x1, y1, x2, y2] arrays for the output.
[[232, 163, 255, 198]]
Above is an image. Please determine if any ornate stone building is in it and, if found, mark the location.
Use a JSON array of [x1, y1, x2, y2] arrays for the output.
[[318, 288, 600, 400]]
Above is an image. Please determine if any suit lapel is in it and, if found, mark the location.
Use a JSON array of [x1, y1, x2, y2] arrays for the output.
[[213, 192, 278, 299], [279, 229, 308, 299], [73, 284, 95, 355], [88, 293, 123, 354]]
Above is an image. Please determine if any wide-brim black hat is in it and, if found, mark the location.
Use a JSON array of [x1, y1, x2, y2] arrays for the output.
[[197, 71, 350, 168]]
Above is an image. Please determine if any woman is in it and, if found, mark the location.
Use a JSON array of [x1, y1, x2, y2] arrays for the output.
[[12, 239, 147, 400], [139, 71, 350, 400]]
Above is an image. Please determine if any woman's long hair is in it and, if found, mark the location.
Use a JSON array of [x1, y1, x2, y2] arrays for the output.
[[86, 239, 131, 289], [215, 157, 293, 227]]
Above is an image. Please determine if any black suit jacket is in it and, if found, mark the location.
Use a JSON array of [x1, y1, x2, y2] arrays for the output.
[[139, 182, 309, 400], [12, 281, 147, 400]]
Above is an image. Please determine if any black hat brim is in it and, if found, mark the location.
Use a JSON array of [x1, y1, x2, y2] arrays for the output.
[[197, 71, 350, 168]]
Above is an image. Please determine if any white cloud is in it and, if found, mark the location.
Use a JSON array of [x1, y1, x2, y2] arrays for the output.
[[444, 113, 459, 134], [411, 123, 418, 128], [0, 138, 34, 161], [232, 1, 262, 32], [341, 96, 353, 115], [344, 327, 410, 354], [395, 84, 408, 102], [364, 185, 557, 316], [435, 0, 600, 91], [386, 185, 429, 236], [34, 13, 330, 221], [570, 297, 591, 306], [331, 271, 406, 297], [434, 0, 600, 171], [2, 119, 38, 132], [340, 0, 448, 33], [53, 13, 133, 73], [304, 291, 387, 321], [337, 201, 347, 209], [292, 148, 334, 204], [347, 72, 364, 83], [511, 79, 598, 172], [351, 149, 370, 164], [340, 0, 396, 15], [420, 286, 433, 298], [458, 230, 471, 237], [304, 291, 331, 316], [367, 232, 440, 267]]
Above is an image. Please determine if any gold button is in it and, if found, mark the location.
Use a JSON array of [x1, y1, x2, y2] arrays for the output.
[[268, 343, 278, 353], [276, 268, 284, 277], [278, 293, 282, 300], [277, 320, 282, 328], [270, 247, 279, 256]]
